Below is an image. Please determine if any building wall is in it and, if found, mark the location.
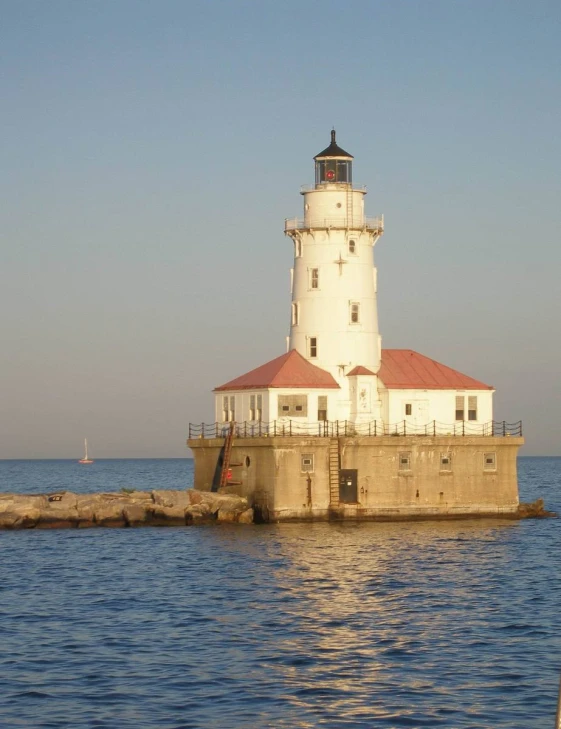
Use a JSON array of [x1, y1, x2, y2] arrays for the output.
[[214, 387, 341, 427], [188, 436, 523, 522], [379, 387, 494, 432]]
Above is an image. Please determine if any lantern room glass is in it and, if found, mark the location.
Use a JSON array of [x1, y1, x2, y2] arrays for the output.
[[315, 159, 352, 185]]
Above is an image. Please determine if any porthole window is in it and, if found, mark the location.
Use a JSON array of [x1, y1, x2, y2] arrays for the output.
[[245, 456, 251, 467], [336, 202, 342, 208]]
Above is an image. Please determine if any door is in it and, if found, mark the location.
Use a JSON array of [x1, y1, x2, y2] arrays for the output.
[[339, 469, 358, 504]]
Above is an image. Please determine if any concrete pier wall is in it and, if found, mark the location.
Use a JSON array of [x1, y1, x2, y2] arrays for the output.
[[188, 436, 524, 522]]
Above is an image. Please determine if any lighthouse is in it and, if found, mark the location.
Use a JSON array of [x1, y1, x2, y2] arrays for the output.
[[189, 131, 523, 523], [285, 130, 384, 423]]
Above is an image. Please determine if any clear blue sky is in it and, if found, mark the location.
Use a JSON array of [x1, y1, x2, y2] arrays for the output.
[[1, 0, 559, 457]]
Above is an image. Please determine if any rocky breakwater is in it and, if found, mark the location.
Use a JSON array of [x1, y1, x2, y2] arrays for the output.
[[0, 489, 254, 530]]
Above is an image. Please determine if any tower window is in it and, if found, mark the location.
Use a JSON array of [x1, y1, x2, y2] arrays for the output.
[[295, 239, 302, 258], [349, 239, 356, 254], [292, 302, 299, 326], [310, 268, 319, 289], [309, 337, 318, 358], [350, 302, 360, 324]]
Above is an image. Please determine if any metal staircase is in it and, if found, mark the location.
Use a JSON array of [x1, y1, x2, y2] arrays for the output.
[[329, 438, 340, 506]]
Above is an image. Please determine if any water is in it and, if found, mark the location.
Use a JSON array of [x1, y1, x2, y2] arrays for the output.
[[0, 457, 559, 729]]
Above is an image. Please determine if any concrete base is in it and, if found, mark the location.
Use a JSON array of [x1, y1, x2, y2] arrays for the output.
[[187, 435, 524, 523]]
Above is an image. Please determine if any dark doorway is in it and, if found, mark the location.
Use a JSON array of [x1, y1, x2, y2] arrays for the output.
[[339, 469, 358, 504]]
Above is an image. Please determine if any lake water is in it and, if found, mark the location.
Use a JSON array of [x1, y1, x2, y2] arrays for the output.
[[0, 457, 559, 728]]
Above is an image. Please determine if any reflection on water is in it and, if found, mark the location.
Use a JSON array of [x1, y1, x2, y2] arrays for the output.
[[0, 457, 559, 728]]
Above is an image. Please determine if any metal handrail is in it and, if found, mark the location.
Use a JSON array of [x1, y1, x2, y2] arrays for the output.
[[285, 215, 384, 232], [188, 419, 523, 440]]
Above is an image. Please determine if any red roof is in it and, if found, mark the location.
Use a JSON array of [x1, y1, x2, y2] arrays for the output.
[[347, 365, 376, 376], [214, 350, 339, 391], [379, 349, 493, 390]]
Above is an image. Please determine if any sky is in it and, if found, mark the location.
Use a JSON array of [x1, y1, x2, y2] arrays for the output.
[[1, 0, 560, 458]]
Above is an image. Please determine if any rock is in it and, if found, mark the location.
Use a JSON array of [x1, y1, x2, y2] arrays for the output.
[[152, 490, 191, 509], [517, 498, 557, 519], [238, 508, 254, 524], [0, 489, 255, 530], [38, 492, 80, 528], [185, 503, 213, 522], [150, 504, 187, 526], [123, 503, 150, 527]]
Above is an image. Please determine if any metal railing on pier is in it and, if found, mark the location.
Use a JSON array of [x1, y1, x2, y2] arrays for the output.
[[188, 420, 523, 440]]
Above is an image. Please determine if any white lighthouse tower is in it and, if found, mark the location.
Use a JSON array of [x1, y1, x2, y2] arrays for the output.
[[284, 130, 384, 422]]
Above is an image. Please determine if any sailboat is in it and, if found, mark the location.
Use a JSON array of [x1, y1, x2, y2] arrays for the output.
[[78, 438, 94, 464]]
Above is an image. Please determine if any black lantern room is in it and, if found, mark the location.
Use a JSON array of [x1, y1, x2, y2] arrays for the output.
[[314, 130, 353, 186]]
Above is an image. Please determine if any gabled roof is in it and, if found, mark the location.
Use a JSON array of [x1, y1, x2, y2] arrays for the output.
[[314, 130, 353, 159], [347, 365, 376, 376], [214, 350, 339, 391], [379, 349, 494, 390]]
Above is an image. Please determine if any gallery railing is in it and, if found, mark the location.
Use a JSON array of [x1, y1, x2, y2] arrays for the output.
[[188, 420, 523, 439]]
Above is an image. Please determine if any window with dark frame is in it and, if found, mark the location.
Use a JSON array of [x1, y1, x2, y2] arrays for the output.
[[311, 268, 319, 289], [405, 403, 412, 416], [440, 453, 452, 471], [455, 395, 465, 421], [399, 452, 411, 470], [484, 452, 496, 470], [349, 239, 356, 253], [309, 337, 318, 358], [350, 302, 360, 324]]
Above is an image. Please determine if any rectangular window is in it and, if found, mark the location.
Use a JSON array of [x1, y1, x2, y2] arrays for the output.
[[309, 337, 318, 358], [256, 394, 262, 421], [468, 396, 478, 421], [310, 268, 319, 289], [292, 302, 299, 326], [348, 239, 356, 254], [222, 396, 229, 422], [440, 453, 452, 471], [484, 452, 496, 470], [455, 395, 465, 421], [405, 403, 412, 416], [318, 395, 327, 422], [301, 454, 314, 472], [295, 239, 302, 257], [278, 394, 308, 417], [229, 395, 235, 423], [350, 302, 360, 324], [249, 395, 256, 421], [398, 452, 411, 470]]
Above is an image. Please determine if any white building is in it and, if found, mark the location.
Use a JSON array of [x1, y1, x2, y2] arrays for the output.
[[214, 132, 494, 435]]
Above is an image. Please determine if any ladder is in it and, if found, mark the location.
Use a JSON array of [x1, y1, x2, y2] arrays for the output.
[[219, 422, 243, 488], [329, 438, 340, 507], [346, 185, 354, 229]]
